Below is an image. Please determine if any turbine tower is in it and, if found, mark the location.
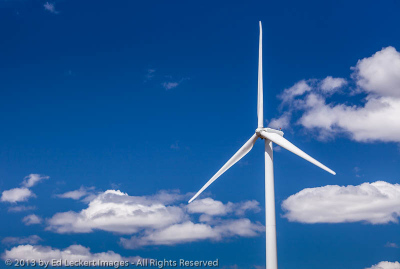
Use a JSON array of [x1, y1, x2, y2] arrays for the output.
[[188, 21, 336, 269]]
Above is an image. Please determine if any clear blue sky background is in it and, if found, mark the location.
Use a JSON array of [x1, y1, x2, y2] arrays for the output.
[[0, 0, 399, 268]]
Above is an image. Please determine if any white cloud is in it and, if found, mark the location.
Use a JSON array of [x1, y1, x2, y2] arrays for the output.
[[282, 181, 400, 224], [43, 2, 59, 14], [120, 219, 263, 249], [354, 47, 400, 97], [22, 214, 42, 225], [268, 112, 291, 129], [146, 189, 188, 204], [1, 174, 49, 204], [47, 189, 263, 248], [299, 94, 400, 142], [365, 261, 400, 269], [187, 198, 230, 216], [121, 222, 219, 248], [320, 76, 347, 93], [56, 186, 95, 201], [47, 190, 187, 234], [235, 200, 261, 216], [1, 188, 35, 203], [2, 244, 140, 265], [8, 205, 36, 212], [279, 80, 312, 103], [162, 82, 179, 90], [2, 236, 42, 246], [187, 198, 260, 216], [217, 218, 263, 237], [22, 174, 49, 188], [270, 46, 400, 143]]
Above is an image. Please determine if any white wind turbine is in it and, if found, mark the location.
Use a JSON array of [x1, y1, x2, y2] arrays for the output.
[[188, 21, 336, 269]]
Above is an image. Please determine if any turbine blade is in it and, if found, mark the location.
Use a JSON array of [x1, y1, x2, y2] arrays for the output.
[[260, 131, 336, 175], [188, 134, 259, 203], [257, 21, 263, 128]]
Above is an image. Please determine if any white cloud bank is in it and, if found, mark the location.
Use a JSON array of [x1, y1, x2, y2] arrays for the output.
[[269, 46, 400, 143], [2, 244, 140, 265], [47, 190, 186, 234], [46, 190, 263, 248], [121, 218, 263, 249], [366, 261, 400, 269], [282, 181, 400, 224]]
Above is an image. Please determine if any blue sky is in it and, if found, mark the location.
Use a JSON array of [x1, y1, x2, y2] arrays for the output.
[[1, 1, 400, 269]]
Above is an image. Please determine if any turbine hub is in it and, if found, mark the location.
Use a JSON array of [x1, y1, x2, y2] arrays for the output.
[[255, 128, 264, 138], [256, 127, 284, 138]]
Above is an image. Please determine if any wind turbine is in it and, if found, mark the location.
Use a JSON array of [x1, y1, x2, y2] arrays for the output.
[[188, 21, 336, 269]]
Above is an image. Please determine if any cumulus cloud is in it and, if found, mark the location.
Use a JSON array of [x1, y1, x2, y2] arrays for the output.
[[268, 112, 291, 129], [2, 236, 42, 246], [354, 47, 400, 97], [2, 244, 140, 264], [43, 2, 59, 14], [22, 214, 42, 225], [22, 174, 49, 188], [1, 188, 35, 203], [279, 80, 312, 103], [56, 186, 96, 202], [365, 261, 400, 269], [187, 198, 260, 216], [1, 174, 49, 204], [282, 181, 400, 224], [121, 219, 263, 249], [320, 76, 347, 93], [269, 46, 400, 143], [47, 190, 263, 248], [187, 198, 229, 216], [299, 93, 400, 142], [121, 222, 219, 248], [235, 200, 261, 215], [47, 190, 186, 234]]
